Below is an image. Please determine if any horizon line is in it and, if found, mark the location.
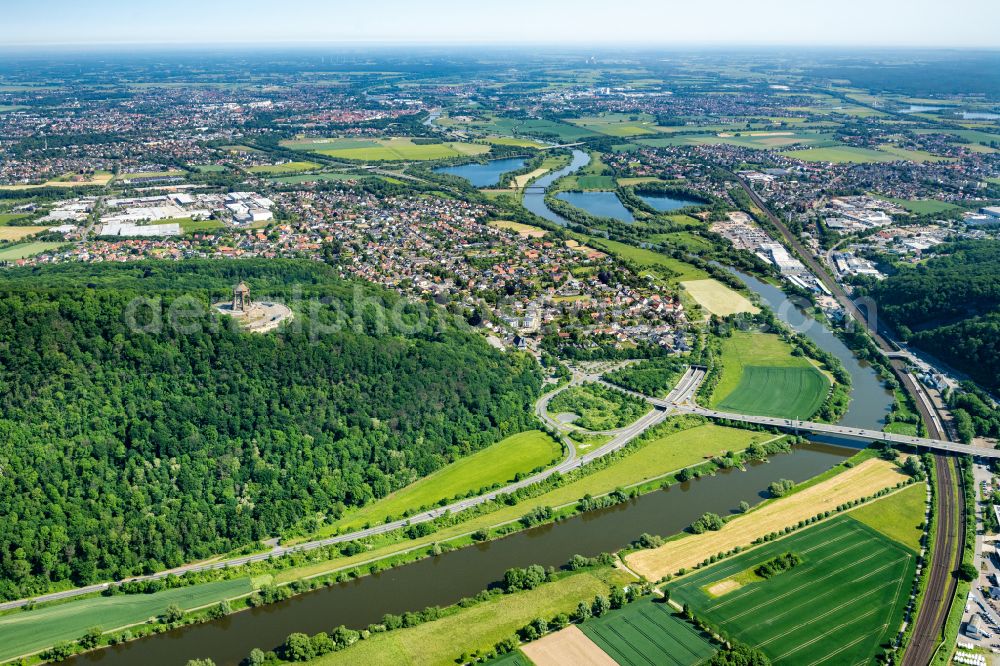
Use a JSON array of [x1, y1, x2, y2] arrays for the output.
[[1, 39, 999, 52]]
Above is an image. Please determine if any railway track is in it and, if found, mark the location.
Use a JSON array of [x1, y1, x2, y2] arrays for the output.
[[904, 454, 966, 666], [736, 176, 966, 664]]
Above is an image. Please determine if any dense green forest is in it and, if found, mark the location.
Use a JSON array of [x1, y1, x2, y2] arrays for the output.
[[0, 260, 541, 601], [856, 240, 1000, 393]]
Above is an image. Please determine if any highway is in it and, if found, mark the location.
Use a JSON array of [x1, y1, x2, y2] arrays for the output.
[[597, 370, 996, 458]]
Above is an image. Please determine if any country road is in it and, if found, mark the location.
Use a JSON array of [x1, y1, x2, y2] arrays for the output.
[[0, 371, 674, 612]]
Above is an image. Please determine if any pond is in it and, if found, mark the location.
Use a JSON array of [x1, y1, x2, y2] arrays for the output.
[[638, 192, 703, 212], [555, 191, 635, 223], [433, 157, 527, 188]]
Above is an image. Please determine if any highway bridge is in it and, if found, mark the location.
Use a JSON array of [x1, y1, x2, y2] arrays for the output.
[[601, 367, 999, 459]]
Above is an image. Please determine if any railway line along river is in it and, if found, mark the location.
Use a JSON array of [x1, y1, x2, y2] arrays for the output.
[[63, 161, 892, 666]]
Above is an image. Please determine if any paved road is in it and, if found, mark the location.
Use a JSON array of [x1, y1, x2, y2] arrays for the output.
[[737, 170, 969, 663], [0, 373, 673, 612]]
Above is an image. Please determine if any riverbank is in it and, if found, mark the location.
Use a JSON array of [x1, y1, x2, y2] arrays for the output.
[[7, 421, 846, 665]]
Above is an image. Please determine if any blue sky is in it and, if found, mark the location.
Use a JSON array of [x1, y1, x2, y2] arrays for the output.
[[2, 0, 997, 48]]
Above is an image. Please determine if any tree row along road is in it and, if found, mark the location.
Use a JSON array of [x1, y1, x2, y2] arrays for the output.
[[0, 374, 677, 612], [735, 176, 965, 665]]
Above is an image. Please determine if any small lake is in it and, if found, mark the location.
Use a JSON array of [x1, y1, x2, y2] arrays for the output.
[[962, 112, 1000, 121], [556, 191, 635, 223], [902, 105, 942, 113], [639, 193, 703, 212], [434, 157, 526, 188]]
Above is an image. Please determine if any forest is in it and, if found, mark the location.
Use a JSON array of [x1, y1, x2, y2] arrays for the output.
[[0, 260, 541, 601], [857, 240, 1000, 393]]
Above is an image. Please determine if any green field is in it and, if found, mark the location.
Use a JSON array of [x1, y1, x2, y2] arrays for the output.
[[573, 175, 617, 190], [276, 421, 773, 581], [584, 237, 709, 283], [638, 131, 835, 151], [247, 161, 321, 174], [580, 600, 717, 666], [0, 242, 63, 261], [668, 515, 916, 665], [0, 213, 29, 225], [880, 197, 963, 215], [876, 145, 954, 163], [319, 430, 561, 534], [549, 383, 650, 431], [269, 172, 374, 184], [716, 366, 828, 420], [283, 137, 490, 161], [193, 164, 228, 173], [848, 482, 926, 551], [468, 116, 597, 142], [0, 578, 252, 661], [114, 170, 185, 180], [710, 331, 829, 419], [484, 136, 548, 149], [311, 567, 630, 666], [783, 146, 897, 163], [181, 219, 225, 233], [568, 113, 659, 137]]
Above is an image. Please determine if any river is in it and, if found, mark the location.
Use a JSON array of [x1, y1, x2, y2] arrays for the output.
[[724, 268, 894, 430], [64, 153, 891, 666], [64, 442, 851, 666], [521, 149, 590, 225]]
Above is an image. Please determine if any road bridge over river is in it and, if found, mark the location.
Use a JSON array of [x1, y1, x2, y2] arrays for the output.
[[600, 367, 998, 459]]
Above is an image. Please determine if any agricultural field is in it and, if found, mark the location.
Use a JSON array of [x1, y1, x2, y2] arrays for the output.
[[783, 146, 897, 163], [282, 137, 490, 161], [667, 515, 917, 665], [579, 600, 717, 666], [269, 172, 372, 185], [485, 136, 549, 149], [0, 241, 63, 260], [709, 330, 829, 419], [311, 568, 631, 666], [521, 626, 616, 666], [847, 482, 926, 552], [716, 366, 828, 420], [0, 577, 252, 662], [247, 161, 321, 174], [680, 279, 758, 317], [0, 226, 47, 241], [914, 128, 1000, 148], [876, 144, 954, 163], [638, 131, 835, 151], [317, 430, 562, 534], [567, 113, 659, 137], [548, 383, 650, 431], [624, 458, 908, 580]]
